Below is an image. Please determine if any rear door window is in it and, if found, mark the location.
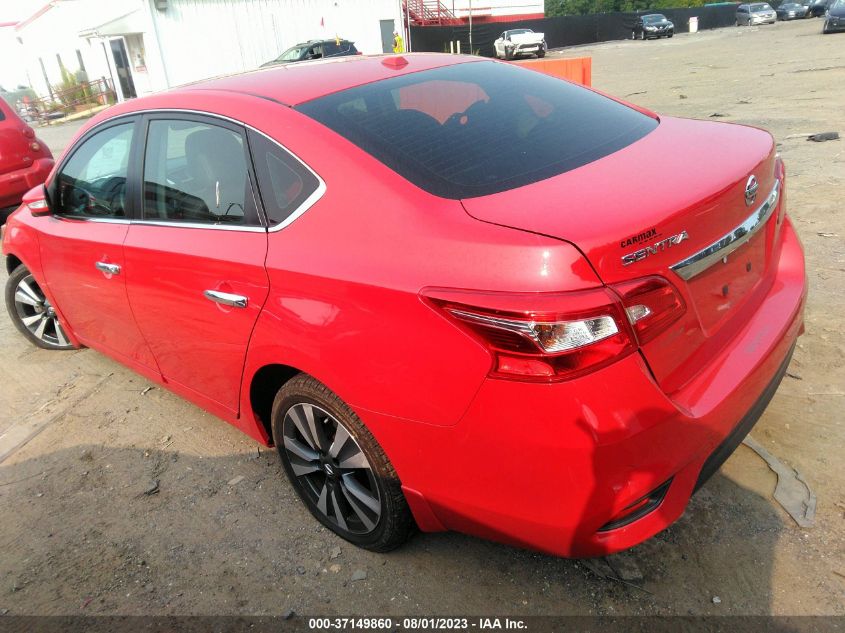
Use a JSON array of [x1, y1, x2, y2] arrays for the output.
[[142, 118, 260, 226], [296, 61, 658, 199]]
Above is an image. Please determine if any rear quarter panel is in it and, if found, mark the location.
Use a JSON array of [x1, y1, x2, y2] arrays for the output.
[[222, 98, 602, 428]]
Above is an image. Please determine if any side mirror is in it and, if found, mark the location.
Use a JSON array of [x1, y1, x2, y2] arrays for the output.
[[23, 185, 51, 217]]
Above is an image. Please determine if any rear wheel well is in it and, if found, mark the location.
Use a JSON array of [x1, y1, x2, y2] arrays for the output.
[[5, 255, 22, 275], [249, 364, 301, 444]]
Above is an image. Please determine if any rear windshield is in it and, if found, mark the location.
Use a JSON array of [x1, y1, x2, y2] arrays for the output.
[[296, 61, 658, 199]]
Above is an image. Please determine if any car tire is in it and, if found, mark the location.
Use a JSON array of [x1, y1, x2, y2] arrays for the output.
[[537, 48, 546, 58], [668, 31, 674, 37], [4, 265, 75, 350], [504, 48, 513, 60], [271, 374, 415, 552]]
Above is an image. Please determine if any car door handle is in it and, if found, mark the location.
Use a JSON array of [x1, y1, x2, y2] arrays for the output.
[[203, 289, 248, 309], [95, 261, 121, 275]]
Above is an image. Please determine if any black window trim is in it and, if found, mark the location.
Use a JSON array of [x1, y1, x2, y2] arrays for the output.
[[46, 109, 326, 234]]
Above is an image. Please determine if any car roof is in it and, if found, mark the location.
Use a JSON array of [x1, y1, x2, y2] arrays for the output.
[[163, 53, 480, 107], [302, 39, 353, 45]]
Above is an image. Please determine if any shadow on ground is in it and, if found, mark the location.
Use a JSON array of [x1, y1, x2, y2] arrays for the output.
[[0, 443, 785, 616]]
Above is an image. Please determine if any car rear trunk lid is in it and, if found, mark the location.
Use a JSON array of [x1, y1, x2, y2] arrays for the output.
[[461, 116, 782, 394]]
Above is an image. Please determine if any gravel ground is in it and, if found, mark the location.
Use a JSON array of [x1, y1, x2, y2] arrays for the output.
[[1, 18, 843, 617]]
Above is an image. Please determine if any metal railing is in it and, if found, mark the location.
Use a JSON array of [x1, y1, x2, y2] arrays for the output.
[[404, 0, 461, 25], [18, 77, 116, 125]]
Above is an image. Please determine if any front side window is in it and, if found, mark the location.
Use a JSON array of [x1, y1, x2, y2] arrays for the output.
[[297, 61, 658, 199], [142, 119, 258, 226], [55, 122, 134, 218]]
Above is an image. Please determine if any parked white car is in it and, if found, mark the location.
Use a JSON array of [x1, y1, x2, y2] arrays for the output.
[[493, 29, 547, 60]]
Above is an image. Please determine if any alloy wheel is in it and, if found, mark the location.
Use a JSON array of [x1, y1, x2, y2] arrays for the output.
[[12, 273, 71, 348], [282, 402, 381, 535]]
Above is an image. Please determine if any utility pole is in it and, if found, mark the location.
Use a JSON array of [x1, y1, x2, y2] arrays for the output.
[[468, 0, 473, 54]]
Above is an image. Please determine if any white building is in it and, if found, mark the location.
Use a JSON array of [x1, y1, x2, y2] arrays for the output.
[[0, 22, 30, 91], [15, 0, 404, 103]]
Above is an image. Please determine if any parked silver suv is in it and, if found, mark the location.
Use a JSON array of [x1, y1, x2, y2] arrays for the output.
[[736, 2, 777, 24]]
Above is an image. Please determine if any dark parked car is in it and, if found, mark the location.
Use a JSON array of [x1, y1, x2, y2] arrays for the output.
[[633, 14, 675, 39], [810, 0, 836, 15], [823, 0, 845, 31], [260, 39, 359, 67], [737, 3, 777, 24], [776, 2, 808, 18], [0, 98, 53, 224]]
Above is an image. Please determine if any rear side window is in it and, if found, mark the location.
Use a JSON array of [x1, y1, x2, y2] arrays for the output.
[[296, 61, 658, 199], [142, 119, 260, 226], [248, 130, 320, 227]]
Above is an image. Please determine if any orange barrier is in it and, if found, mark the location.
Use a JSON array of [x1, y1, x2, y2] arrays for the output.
[[510, 57, 592, 87]]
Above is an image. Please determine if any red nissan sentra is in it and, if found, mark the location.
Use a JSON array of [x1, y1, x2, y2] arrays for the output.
[[2, 54, 806, 557]]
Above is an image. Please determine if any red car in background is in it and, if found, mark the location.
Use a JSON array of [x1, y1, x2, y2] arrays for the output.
[[0, 98, 53, 224], [2, 54, 806, 558]]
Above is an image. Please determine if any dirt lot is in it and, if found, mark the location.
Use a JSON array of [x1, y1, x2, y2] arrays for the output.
[[1, 18, 843, 617]]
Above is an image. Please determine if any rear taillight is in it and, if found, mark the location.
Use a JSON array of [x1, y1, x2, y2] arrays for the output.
[[424, 278, 685, 382], [423, 287, 636, 381], [610, 276, 685, 345]]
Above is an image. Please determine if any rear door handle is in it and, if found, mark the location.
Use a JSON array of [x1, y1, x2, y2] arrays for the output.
[[204, 289, 248, 309], [95, 261, 121, 275]]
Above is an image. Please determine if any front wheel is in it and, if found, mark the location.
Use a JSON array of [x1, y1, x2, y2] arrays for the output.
[[537, 47, 546, 58], [5, 265, 74, 350], [272, 374, 415, 552], [668, 31, 674, 37]]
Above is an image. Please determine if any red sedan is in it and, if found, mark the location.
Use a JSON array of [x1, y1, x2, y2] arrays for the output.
[[0, 98, 53, 224], [2, 54, 806, 557]]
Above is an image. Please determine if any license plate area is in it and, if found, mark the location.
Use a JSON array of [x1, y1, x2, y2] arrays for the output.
[[686, 226, 769, 333]]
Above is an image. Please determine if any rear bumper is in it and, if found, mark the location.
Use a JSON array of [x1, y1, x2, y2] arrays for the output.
[[365, 217, 806, 557], [0, 158, 53, 210]]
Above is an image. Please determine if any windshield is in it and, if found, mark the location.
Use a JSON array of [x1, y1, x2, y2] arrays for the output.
[[297, 61, 658, 199], [750, 3, 772, 9], [277, 46, 306, 62], [508, 29, 532, 35], [643, 14, 667, 22]]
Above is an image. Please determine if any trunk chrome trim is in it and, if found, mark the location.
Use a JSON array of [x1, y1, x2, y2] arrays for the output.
[[670, 179, 780, 281]]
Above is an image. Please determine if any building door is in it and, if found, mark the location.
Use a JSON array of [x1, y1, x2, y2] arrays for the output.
[[380, 19, 395, 53], [110, 38, 137, 100]]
